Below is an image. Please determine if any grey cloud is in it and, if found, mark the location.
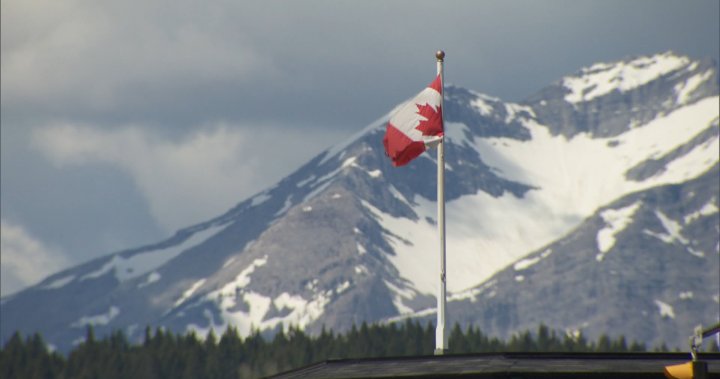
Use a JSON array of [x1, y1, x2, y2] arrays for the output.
[[1, 123, 166, 262], [4, 1, 716, 131]]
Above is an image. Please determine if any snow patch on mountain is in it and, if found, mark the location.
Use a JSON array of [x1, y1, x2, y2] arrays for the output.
[[338, 154, 383, 178], [562, 52, 690, 103], [684, 198, 719, 224], [174, 279, 207, 307], [187, 254, 330, 336], [290, 151, 382, 209], [504, 103, 536, 123], [362, 199, 437, 295], [335, 281, 351, 295], [384, 280, 416, 315], [385, 307, 438, 324], [297, 175, 316, 188], [190, 289, 331, 338], [678, 291, 694, 300], [596, 202, 642, 260], [647, 132, 719, 184], [341, 156, 358, 169], [654, 299, 676, 319], [675, 70, 715, 105], [42, 275, 76, 290], [648, 211, 689, 245], [367, 169, 382, 178], [474, 97, 718, 218], [222, 257, 236, 268], [364, 158, 592, 294], [514, 249, 553, 271], [250, 192, 271, 207], [471, 95, 496, 116], [80, 222, 229, 283], [217, 255, 268, 291], [138, 272, 161, 288], [373, 174, 567, 293], [303, 175, 337, 203], [388, 185, 411, 205], [444, 122, 473, 146], [71, 306, 120, 328], [275, 198, 293, 216], [447, 280, 497, 303]]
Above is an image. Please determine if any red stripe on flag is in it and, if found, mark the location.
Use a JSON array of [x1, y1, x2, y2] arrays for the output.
[[383, 123, 427, 167], [428, 74, 442, 94]]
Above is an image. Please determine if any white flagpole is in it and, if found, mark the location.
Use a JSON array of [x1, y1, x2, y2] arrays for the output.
[[434, 50, 448, 355]]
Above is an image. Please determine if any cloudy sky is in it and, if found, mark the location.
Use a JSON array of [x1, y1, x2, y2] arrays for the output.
[[2, 0, 718, 296]]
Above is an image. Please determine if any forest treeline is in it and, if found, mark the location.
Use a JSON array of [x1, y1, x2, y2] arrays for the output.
[[2, 321, 718, 379]]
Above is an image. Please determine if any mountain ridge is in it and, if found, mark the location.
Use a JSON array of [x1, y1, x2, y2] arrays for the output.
[[2, 51, 718, 352]]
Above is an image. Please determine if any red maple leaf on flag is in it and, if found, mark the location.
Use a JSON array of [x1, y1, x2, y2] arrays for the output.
[[414, 102, 443, 136]]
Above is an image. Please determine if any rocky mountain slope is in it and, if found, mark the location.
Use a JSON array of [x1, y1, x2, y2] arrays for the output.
[[2, 52, 718, 352]]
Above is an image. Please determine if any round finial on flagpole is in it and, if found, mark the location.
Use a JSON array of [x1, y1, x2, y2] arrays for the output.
[[436, 50, 445, 61]]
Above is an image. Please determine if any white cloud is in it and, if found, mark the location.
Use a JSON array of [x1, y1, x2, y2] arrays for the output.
[[1, 0, 272, 111], [1, 220, 69, 297], [32, 123, 346, 233]]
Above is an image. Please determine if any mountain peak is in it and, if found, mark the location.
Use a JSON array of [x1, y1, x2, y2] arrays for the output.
[[561, 52, 695, 104], [524, 52, 717, 138]]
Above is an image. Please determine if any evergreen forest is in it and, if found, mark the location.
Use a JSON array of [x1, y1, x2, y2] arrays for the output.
[[2, 321, 718, 379]]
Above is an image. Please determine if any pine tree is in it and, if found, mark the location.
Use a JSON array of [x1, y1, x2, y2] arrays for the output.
[[628, 340, 645, 352], [1, 321, 661, 379], [611, 336, 627, 352], [449, 323, 469, 353], [0, 332, 26, 379], [595, 334, 612, 352]]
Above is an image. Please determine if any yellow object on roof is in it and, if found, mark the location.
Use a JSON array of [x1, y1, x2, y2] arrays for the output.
[[664, 361, 693, 379]]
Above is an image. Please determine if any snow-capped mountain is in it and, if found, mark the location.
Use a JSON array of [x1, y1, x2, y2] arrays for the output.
[[2, 52, 718, 352]]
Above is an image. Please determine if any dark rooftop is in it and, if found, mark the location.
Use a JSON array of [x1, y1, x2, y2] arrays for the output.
[[268, 352, 720, 379]]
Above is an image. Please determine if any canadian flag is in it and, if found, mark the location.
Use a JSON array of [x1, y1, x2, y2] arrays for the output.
[[383, 75, 444, 167]]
